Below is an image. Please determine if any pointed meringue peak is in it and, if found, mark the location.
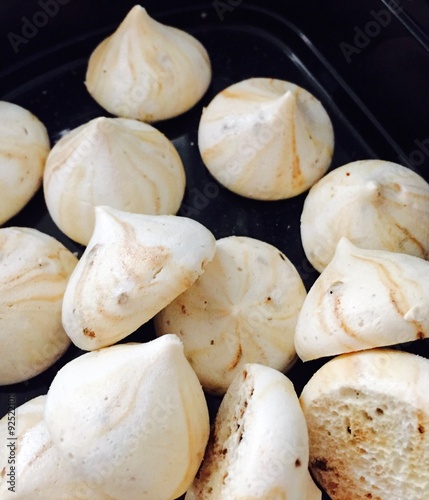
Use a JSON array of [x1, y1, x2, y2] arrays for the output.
[[198, 77, 334, 200], [295, 237, 429, 361], [301, 160, 429, 272], [85, 5, 211, 122], [62, 207, 216, 350], [44, 335, 209, 500], [43, 116, 186, 246]]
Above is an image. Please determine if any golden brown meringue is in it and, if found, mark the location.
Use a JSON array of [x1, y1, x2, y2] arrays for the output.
[[85, 5, 211, 122]]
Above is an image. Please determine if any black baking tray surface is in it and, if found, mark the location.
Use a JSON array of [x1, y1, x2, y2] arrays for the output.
[[1, 1, 429, 498]]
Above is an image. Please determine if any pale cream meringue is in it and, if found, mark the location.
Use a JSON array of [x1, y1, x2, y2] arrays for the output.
[[300, 349, 429, 499], [85, 5, 211, 122], [186, 363, 321, 500], [301, 159, 429, 272], [0, 101, 50, 224], [0, 396, 106, 500], [43, 116, 186, 246], [155, 236, 306, 395], [295, 238, 429, 361], [198, 78, 334, 200], [0, 227, 77, 385], [44, 335, 210, 500], [62, 206, 216, 350]]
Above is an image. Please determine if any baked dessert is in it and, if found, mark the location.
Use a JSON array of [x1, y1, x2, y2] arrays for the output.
[[85, 5, 211, 122], [186, 363, 321, 499], [0, 101, 50, 224], [198, 78, 334, 200], [43, 117, 186, 246], [62, 207, 216, 350], [294, 238, 429, 361], [0, 396, 105, 499], [44, 335, 210, 500], [0, 227, 77, 385], [300, 349, 429, 499], [155, 235, 306, 395], [301, 159, 429, 272]]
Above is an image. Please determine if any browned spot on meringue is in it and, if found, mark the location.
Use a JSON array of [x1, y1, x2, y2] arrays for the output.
[[83, 327, 96, 338], [228, 342, 242, 370]]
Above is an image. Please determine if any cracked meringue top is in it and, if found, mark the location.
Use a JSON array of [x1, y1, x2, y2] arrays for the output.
[[198, 78, 334, 200], [295, 238, 429, 361], [301, 159, 429, 272], [85, 5, 211, 122], [43, 116, 186, 246]]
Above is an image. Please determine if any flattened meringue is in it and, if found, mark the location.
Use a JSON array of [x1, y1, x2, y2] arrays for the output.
[[62, 206, 216, 350], [186, 363, 321, 500], [295, 238, 429, 361], [85, 5, 211, 122], [301, 160, 429, 272], [155, 236, 306, 395], [198, 78, 334, 200], [44, 335, 210, 500], [0, 101, 50, 224], [0, 396, 105, 500], [0, 227, 77, 385], [43, 117, 186, 246]]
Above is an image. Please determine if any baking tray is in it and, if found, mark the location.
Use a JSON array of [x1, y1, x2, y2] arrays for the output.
[[1, 1, 429, 498]]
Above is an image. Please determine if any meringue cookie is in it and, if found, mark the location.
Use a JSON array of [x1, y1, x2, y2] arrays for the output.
[[62, 206, 216, 350], [301, 159, 429, 272], [0, 227, 77, 385], [186, 363, 321, 500], [155, 236, 306, 395], [43, 117, 186, 246], [44, 335, 210, 500], [0, 101, 50, 224], [300, 349, 429, 500], [85, 5, 211, 122], [295, 238, 429, 361], [198, 78, 334, 200], [0, 396, 105, 500]]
